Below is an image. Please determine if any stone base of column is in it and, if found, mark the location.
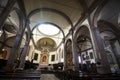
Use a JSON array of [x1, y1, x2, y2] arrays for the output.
[[63, 66, 72, 70], [63, 66, 67, 71], [15, 68, 24, 71], [3, 63, 17, 72], [73, 66, 79, 71], [96, 65, 111, 74], [3, 66, 15, 72]]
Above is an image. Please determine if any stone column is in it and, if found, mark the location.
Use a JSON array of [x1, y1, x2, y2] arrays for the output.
[[6, 27, 25, 71], [89, 27, 111, 74], [6, 12, 25, 71], [0, 0, 16, 29], [18, 19, 31, 69], [72, 35, 79, 71], [0, 0, 16, 52], [18, 40, 30, 69], [63, 39, 67, 70]]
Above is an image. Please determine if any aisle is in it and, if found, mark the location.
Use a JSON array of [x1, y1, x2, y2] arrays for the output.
[[40, 74, 60, 80]]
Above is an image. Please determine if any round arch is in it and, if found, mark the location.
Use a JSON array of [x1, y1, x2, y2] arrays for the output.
[[97, 20, 120, 69], [98, 20, 120, 37], [10, 7, 30, 44], [74, 25, 91, 41], [1, 7, 26, 48], [32, 22, 65, 38], [73, 25, 93, 57], [27, 8, 73, 27], [92, 0, 108, 27], [10, 7, 25, 32]]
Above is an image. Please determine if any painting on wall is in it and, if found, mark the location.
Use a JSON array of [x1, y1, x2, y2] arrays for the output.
[[51, 55, 55, 61], [42, 55, 47, 62], [87, 50, 95, 60], [40, 48, 49, 64], [81, 52, 87, 60], [34, 53, 38, 60], [89, 52, 94, 59], [41, 54, 49, 64], [0, 49, 7, 59], [66, 54, 73, 66]]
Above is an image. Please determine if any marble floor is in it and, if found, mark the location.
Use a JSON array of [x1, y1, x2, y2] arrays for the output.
[[40, 74, 60, 80]]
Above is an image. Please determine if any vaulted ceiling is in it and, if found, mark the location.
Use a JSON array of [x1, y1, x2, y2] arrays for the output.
[[5, 0, 118, 52], [1, 0, 120, 52], [22, 0, 84, 51]]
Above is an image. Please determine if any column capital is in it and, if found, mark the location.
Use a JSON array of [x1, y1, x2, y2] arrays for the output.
[[91, 27, 98, 30], [26, 18, 30, 24]]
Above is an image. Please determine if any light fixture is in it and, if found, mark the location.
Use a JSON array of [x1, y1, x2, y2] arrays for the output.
[[2, 48, 5, 51]]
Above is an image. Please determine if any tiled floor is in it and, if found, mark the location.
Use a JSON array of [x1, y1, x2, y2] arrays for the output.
[[40, 74, 60, 80]]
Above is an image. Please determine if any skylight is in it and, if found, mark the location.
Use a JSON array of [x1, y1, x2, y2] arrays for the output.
[[38, 24, 60, 36]]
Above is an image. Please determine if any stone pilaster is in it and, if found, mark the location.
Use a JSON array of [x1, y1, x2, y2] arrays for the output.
[[89, 27, 111, 74], [63, 42, 67, 70], [18, 41, 30, 69], [72, 36, 79, 71]]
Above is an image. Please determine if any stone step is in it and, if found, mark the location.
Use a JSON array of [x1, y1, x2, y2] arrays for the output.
[[0, 70, 41, 79], [93, 77, 120, 80], [0, 75, 40, 79]]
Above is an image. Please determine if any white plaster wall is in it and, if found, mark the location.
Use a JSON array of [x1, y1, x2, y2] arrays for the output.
[[49, 51, 56, 64], [26, 45, 34, 61], [57, 47, 60, 63]]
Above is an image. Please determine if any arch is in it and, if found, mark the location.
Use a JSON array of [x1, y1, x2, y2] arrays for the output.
[[77, 35, 91, 43], [27, 8, 73, 27], [32, 22, 65, 38], [10, 7, 31, 45], [92, 0, 108, 27], [74, 25, 91, 41], [74, 25, 93, 55], [11, 7, 25, 32], [1, 8, 26, 48], [100, 29, 120, 69], [98, 20, 120, 36], [100, 31, 116, 40]]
